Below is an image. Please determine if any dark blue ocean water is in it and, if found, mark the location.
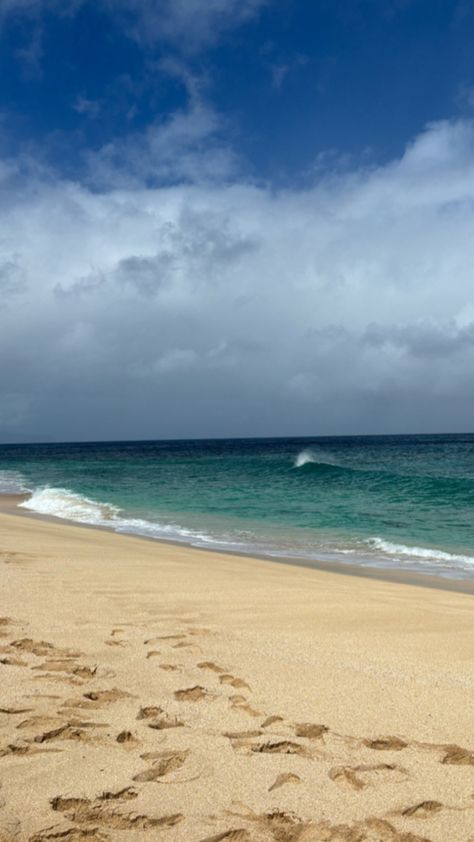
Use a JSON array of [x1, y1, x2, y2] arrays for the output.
[[1, 434, 474, 579]]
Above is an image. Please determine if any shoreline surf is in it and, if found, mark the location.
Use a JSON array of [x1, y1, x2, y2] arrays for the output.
[[1, 491, 473, 595], [2, 433, 474, 582]]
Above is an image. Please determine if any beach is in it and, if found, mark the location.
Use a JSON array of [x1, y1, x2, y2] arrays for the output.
[[1, 504, 473, 842]]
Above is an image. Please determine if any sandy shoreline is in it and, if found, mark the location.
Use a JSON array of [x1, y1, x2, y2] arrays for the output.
[[1, 492, 473, 596], [0, 507, 473, 840]]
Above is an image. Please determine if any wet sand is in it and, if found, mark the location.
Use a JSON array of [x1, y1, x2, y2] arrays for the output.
[[0, 505, 473, 841]]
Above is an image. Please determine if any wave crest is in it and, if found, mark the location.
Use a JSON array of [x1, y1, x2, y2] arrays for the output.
[[294, 449, 317, 468], [20, 487, 120, 524], [18, 485, 217, 547], [367, 537, 474, 568], [294, 448, 341, 469]]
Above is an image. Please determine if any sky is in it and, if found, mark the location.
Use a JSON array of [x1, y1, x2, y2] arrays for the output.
[[1, 0, 474, 442]]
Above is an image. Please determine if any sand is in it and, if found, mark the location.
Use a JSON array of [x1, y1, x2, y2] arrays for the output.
[[0, 506, 473, 842]]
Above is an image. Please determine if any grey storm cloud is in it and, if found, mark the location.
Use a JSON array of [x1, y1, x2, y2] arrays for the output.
[[2, 117, 474, 441], [0, 257, 25, 299], [364, 322, 474, 358]]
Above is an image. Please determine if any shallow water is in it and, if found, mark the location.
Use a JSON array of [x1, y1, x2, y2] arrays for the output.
[[1, 434, 474, 579]]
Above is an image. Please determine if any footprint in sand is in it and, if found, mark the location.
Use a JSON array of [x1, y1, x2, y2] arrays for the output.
[[116, 730, 139, 747], [49, 791, 183, 831], [11, 638, 81, 658], [219, 674, 251, 691], [261, 715, 284, 729], [29, 829, 109, 841], [105, 629, 127, 648], [197, 661, 226, 674], [198, 831, 250, 842], [174, 686, 209, 702], [137, 706, 183, 730], [133, 749, 189, 782], [33, 674, 83, 687], [251, 739, 309, 757], [16, 714, 66, 732], [32, 660, 106, 682], [224, 729, 262, 740], [312, 816, 432, 841], [62, 689, 132, 711], [229, 695, 260, 717], [233, 809, 432, 842], [230, 736, 309, 757], [0, 741, 60, 758], [401, 800, 444, 819], [145, 634, 187, 645], [294, 723, 328, 739], [363, 736, 407, 751], [236, 810, 310, 841], [329, 762, 408, 791], [440, 744, 474, 766], [268, 773, 301, 792], [0, 655, 28, 666], [32, 720, 106, 745]]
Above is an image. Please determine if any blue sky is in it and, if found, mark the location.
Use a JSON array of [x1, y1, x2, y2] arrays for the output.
[[1, 1, 474, 441], [2, 0, 474, 182]]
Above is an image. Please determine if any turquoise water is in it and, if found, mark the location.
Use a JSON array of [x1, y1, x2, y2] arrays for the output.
[[1, 435, 474, 578]]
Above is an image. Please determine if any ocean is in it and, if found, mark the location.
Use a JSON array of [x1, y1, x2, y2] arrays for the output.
[[1, 434, 474, 579]]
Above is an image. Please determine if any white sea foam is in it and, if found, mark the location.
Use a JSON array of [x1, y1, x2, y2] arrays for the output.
[[19, 485, 218, 547], [113, 515, 216, 545], [0, 470, 31, 494], [367, 537, 474, 569], [20, 487, 121, 524]]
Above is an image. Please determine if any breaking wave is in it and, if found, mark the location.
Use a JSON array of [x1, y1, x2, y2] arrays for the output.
[[366, 537, 474, 570], [294, 449, 341, 469], [20, 487, 120, 524], [19, 485, 219, 547]]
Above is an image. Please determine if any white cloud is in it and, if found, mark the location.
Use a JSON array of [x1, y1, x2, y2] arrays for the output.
[[2, 119, 474, 440], [106, 0, 267, 51], [85, 96, 238, 188]]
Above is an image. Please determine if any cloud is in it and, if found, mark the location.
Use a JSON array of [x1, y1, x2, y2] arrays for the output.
[[106, 0, 267, 51], [2, 118, 474, 440], [84, 86, 239, 188], [0, 0, 267, 52], [0, 256, 26, 299], [73, 95, 101, 118]]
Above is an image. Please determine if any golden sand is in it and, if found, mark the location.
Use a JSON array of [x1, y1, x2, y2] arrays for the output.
[[0, 507, 473, 841]]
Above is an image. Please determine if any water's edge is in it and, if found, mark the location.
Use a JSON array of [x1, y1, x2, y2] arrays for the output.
[[1, 492, 473, 596]]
